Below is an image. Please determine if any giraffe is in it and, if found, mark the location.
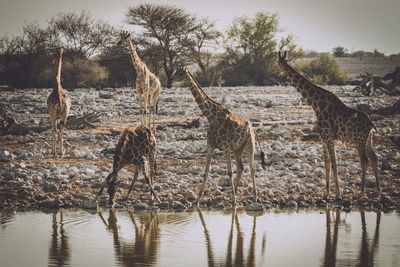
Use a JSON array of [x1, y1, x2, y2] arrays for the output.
[[47, 48, 71, 155], [181, 67, 266, 205], [278, 51, 381, 199], [119, 31, 161, 130], [96, 125, 159, 206]]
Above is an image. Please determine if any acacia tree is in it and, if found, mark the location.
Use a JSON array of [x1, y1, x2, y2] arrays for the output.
[[125, 4, 196, 88], [48, 11, 116, 60], [178, 19, 221, 86], [46, 11, 115, 87], [222, 12, 303, 86]]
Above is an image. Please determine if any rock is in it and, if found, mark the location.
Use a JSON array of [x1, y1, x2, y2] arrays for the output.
[[214, 203, 224, 210], [381, 194, 393, 206], [0, 150, 13, 160], [246, 202, 265, 211], [172, 201, 187, 210], [146, 205, 159, 211], [81, 200, 98, 209], [2, 171, 15, 180], [43, 183, 59, 193], [134, 200, 147, 210], [157, 202, 170, 210], [37, 198, 60, 209]]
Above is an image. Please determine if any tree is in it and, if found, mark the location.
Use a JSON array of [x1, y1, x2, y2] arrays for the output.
[[295, 55, 348, 85], [97, 44, 136, 88], [221, 12, 303, 86], [178, 18, 221, 86], [125, 4, 196, 88], [332, 46, 347, 57], [48, 11, 116, 60], [0, 23, 52, 88]]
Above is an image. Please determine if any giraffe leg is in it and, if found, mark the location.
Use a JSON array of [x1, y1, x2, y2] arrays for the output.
[[50, 118, 57, 155], [107, 178, 118, 207], [357, 143, 368, 196], [322, 142, 332, 199], [225, 149, 236, 205], [151, 91, 159, 130], [245, 144, 257, 202], [143, 94, 149, 127], [147, 94, 153, 129], [366, 133, 381, 196], [326, 140, 340, 199], [137, 93, 144, 125], [96, 172, 117, 201], [149, 147, 156, 186], [197, 146, 214, 206], [140, 157, 160, 202], [233, 149, 244, 194], [58, 121, 65, 155], [124, 168, 139, 201]]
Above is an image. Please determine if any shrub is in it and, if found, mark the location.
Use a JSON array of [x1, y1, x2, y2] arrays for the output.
[[294, 55, 349, 85]]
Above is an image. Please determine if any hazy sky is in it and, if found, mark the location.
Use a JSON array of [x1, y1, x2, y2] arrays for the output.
[[0, 0, 399, 54]]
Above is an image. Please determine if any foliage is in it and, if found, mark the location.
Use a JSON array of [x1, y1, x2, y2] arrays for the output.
[[97, 44, 135, 88], [294, 55, 349, 85], [178, 18, 222, 86], [220, 12, 303, 86], [333, 47, 386, 58], [332, 46, 348, 57], [48, 11, 116, 59], [0, 12, 115, 88]]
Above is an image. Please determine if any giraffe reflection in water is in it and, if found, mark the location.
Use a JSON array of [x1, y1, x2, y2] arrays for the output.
[[48, 210, 70, 267], [197, 209, 266, 267], [98, 210, 160, 267], [323, 209, 381, 267]]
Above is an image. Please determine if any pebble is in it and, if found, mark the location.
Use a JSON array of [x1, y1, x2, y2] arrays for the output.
[[246, 202, 265, 211], [172, 201, 188, 210], [0, 86, 398, 211]]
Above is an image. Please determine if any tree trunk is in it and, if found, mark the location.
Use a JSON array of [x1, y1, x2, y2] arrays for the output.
[[166, 76, 173, 88]]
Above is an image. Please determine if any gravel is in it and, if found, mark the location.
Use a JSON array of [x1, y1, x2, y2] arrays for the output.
[[1, 85, 399, 211]]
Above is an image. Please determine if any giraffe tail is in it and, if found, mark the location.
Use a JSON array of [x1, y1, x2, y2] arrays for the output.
[[255, 132, 267, 170]]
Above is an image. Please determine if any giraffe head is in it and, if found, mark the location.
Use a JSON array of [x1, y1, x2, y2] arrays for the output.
[[176, 66, 187, 74], [277, 51, 289, 71], [51, 47, 63, 64], [118, 30, 131, 45]]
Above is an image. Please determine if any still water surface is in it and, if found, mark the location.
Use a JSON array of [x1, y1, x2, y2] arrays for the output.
[[0, 209, 399, 267]]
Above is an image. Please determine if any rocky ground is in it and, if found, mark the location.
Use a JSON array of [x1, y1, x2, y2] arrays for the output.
[[1, 85, 399, 211]]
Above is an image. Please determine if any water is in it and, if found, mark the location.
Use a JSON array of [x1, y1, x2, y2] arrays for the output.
[[0, 209, 399, 267]]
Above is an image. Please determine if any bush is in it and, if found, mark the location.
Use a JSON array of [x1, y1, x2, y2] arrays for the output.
[[294, 55, 349, 85]]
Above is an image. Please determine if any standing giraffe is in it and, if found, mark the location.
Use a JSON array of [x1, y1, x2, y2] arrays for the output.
[[119, 31, 161, 130], [181, 68, 266, 205], [96, 125, 159, 206], [47, 48, 71, 155], [278, 51, 381, 198]]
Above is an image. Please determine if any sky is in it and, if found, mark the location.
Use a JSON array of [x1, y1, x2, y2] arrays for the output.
[[0, 0, 399, 55]]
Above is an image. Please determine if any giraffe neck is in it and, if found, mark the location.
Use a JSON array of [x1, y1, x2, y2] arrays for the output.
[[280, 60, 326, 111], [56, 51, 63, 91], [185, 71, 225, 122], [126, 38, 142, 71]]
